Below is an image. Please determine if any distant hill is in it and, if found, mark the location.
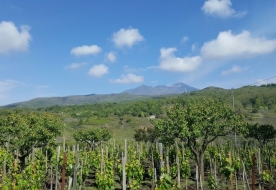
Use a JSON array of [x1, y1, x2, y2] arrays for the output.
[[1, 82, 198, 109], [122, 82, 198, 95], [2, 93, 151, 109]]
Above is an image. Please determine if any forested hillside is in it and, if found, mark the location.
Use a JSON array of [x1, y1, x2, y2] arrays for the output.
[[1, 85, 276, 189], [1, 84, 276, 141]]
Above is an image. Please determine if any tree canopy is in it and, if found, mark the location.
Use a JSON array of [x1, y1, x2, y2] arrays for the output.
[[0, 111, 63, 167], [73, 128, 112, 149], [244, 123, 276, 147], [152, 99, 246, 181]]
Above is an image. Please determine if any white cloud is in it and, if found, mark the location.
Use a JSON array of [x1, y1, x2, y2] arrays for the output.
[[106, 52, 116, 63], [201, 0, 246, 18], [110, 74, 144, 84], [70, 45, 101, 56], [112, 28, 144, 48], [65, 62, 87, 69], [201, 30, 276, 59], [191, 44, 197, 52], [221, 65, 247, 75], [181, 36, 189, 43], [0, 21, 31, 54], [159, 47, 202, 72], [88, 64, 108, 77]]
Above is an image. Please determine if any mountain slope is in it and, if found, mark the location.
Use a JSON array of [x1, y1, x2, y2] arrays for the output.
[[123, 82, 198, 95], [2, 93, 151, 109]]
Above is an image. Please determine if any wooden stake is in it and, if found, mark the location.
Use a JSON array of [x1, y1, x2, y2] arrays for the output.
[[61, 152, 67, 190]]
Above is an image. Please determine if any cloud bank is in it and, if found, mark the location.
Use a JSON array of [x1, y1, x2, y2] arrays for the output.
[[201, 30, 276, 59]]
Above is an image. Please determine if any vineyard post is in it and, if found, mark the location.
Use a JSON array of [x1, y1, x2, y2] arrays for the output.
[[50, 165, 53, 190], [61, 151, 67, 190], [79, 160, 83, 190], [252, 153, 256, 190], [73, 144, 79, 190], [12, 159, 16, 190], [124, 139, 127, 163], [151, 148, 156, 189], [68, 177, 73, 190], [166, 148, 170, 175], [230, 151, 233, 190], [63, 136, 66, 152], [2, 135, 11, 185], [106, 145, 108, 158], [56, 146, 61, 190], [122, 153, 126, 190], [175, 141, 180, 188], [2, 155, 6, 187], [176, 152, 180, 188], [242, 161, 250, 190], [158, 143, 163, 171], [258, 148, 261, 190], [214, 158, 217, 186]]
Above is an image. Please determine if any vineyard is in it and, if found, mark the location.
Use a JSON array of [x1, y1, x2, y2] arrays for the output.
[[1, 139, 276, 189], [1, 99, 276, 189]]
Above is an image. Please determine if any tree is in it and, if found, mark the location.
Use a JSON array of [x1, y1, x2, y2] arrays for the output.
[[0, 111, 63, 168], [152, 99, 245, 182], [134, 126, 158, 143], [73, 128, 112, 150], [244, 124, 276, 147]]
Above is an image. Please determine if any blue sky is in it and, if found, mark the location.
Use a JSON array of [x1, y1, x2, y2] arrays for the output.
[[1, 0, 276, 105]]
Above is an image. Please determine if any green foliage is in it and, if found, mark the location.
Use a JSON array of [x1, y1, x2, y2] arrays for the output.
[[0, 111, 62, 168], [153, 99, 245, 148], [73, 128, 112, 149], [133, 127, 158, 143], [152, 98, 246, 181], [207, 175, 217, 189], [244, 123, 276, 146]]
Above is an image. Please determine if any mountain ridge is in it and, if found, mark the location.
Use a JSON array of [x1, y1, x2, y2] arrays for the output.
[[123, 82, 198, 95], [1, 82, 198, 108]]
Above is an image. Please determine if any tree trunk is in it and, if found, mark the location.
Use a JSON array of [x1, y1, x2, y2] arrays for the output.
[[196, 153, 205, 183]]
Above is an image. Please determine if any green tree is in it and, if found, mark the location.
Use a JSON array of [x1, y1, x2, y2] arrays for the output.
[[134, 127, 157, 143], [244, 124, 276, 147], [152, 99, 245, 181], [0, 111, 63, 168], [73, 128, 112, 150]]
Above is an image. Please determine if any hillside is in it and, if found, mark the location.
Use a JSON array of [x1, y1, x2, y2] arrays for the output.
[[1, 82, 198, 109], [1, 84, 276, 142], [2, 93, 151, 109], [123, 82, 198, 95]]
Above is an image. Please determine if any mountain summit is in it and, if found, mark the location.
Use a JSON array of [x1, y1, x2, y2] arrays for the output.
[[122, 82, 198, 95]]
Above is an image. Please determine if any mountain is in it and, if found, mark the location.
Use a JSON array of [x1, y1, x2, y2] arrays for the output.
[[122, 82, 198, 95], [1, 82, 198, 108], [2, 93, 151, 109]]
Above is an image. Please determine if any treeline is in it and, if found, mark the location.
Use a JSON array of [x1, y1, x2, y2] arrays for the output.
[[32, 85, 276, 121]]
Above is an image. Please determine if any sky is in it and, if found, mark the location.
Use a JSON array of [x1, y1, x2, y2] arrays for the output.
[[0, 0, 276, 106]]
